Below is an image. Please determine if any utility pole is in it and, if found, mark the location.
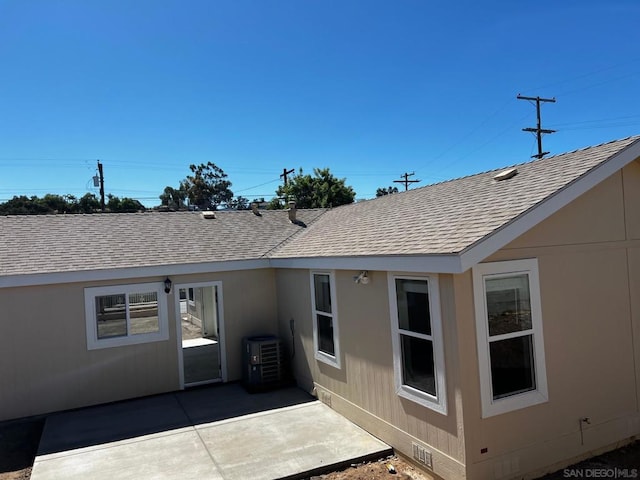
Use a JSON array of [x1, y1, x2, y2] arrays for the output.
[[517, 94, 556, 159], [97, 160, 105, 212], [280, 168, 295, 186], [393, 172, 421, 191]]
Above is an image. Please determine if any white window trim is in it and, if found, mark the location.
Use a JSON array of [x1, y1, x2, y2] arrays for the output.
[[85, 282, 169, 350], [388, 273, 447, 414], [473, 258, 548, 418], [310, 270, 341, 369]]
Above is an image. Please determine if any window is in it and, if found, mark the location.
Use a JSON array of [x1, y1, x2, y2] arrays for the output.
[[310, 271, 340, 368], [388, 274, 447, 414], [85, 282, 169, 350], [473, 259, 548, 417]]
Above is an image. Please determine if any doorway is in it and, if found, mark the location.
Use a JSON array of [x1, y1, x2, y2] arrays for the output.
[[176, 282, 226, 386]]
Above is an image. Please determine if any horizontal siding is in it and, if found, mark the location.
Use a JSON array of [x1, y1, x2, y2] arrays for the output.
[[461, 165, 640, 479], [275, 268, 466, 467]]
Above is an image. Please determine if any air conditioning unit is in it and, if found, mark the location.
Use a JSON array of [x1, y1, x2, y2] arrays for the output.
[[242, 335, 288, 392]]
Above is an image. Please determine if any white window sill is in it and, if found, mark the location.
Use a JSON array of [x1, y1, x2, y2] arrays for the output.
[[88, 331, 169, 350], [482, 389, 548, 418], [397, 384, 447, 415], [315, 350, 341, 369]]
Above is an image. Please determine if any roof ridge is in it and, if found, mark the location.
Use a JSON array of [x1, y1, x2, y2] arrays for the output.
[[355, 135, 640, 201], [542, 134, 640, 159]]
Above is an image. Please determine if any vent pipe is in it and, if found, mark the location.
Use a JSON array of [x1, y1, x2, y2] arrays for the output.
[[251, 202, 260, 215], [288, 201, 297, 223]]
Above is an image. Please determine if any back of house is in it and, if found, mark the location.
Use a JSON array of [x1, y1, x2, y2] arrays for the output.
[[2, 136, 640, 479]]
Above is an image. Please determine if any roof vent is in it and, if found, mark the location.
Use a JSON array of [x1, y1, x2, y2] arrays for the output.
[[251, 202, 261, 216], [493, 167, 518, 181], [201, 211, 216, 219], [287, 201, 297, 223]]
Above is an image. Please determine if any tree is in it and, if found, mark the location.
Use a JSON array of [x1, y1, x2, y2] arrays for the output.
[[0, 192, 141, 214], [182, 162, 233, 210], [159, 186, 187, 210], [77, 193, 101, 213], [226, 196, 250, 210], [266, 197, 284, 210], [41, 194, 69, 212], [375, 186, 399, 197], [64, 195, 79, 213], [275, 168, 355, 208], [0, 195, 43, 214], [106, 194, 145, 213]]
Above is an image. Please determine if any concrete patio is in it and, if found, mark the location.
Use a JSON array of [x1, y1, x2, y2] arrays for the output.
[[31, 384, 391, 480]]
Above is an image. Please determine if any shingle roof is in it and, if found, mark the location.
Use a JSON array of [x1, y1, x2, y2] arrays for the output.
[[271, 135, 640, 259], [2, 135, 639, 282], [0, 209, 325, 277]]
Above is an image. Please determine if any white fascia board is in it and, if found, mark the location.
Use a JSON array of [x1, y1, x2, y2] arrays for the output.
[[0, 259, 271, 289], [459, 138, 640, 272], [269, 254, 464, 274]]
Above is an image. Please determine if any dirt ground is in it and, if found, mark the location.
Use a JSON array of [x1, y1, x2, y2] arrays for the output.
[[309, 455, 431, 479], [1, 417, 638, 480], [312, 442, 640, 480], [0, 418, 43, 480]]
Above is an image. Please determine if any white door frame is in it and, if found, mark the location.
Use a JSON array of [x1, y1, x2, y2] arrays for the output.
[[174, 280, 228, 388]]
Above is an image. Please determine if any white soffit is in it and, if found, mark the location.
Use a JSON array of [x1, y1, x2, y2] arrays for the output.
[[269, 254, 464, 274]]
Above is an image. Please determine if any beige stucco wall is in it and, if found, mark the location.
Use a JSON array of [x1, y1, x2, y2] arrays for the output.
[[458, 163, 640, 479], [0, 268, 277, 421], [0, 279, 178, 421], [276, 269, 467, 480]]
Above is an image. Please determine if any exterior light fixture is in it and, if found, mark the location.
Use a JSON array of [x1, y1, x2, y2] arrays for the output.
[[164, 277, 172, 294], [353, 271, 370, 285]]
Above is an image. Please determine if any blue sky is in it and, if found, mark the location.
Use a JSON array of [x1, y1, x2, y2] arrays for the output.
[[1, 1, 639, 206]]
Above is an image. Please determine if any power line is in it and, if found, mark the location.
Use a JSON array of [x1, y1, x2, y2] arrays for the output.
[[393, 172, 421, 191], [427, 61, 640, 178], [519, 56, 640, 96], [97, 160, 105, 212], [517, 95, 556, 159], [234, 178, 281, 193], [280, 168, 295, 185], [549, 115, 640, 127], [429, 111, 530, 179]]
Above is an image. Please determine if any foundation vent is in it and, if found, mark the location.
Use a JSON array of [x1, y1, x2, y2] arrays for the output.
[[412, 442, 433, 468], [493, 456, 520, 479]]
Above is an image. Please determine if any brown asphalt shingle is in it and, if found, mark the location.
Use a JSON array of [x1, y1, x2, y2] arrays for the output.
[[271, 135, 640, 259], [1, 135, 638, 279], [0, 209, 325, 276]]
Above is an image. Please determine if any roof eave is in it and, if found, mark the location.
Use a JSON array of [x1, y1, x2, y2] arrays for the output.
[[0, 258, 272, 289], [268, 254, 464, 274]]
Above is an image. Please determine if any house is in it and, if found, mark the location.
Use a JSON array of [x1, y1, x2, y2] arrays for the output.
[[2, 135, 640, 479]]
